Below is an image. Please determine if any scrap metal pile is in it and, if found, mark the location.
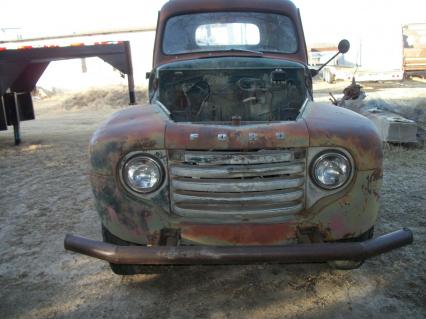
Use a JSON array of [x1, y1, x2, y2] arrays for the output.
[[330, 79, 418, 144]]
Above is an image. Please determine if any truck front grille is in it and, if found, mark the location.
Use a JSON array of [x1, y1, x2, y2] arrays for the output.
[[168, 149, 306, 219]]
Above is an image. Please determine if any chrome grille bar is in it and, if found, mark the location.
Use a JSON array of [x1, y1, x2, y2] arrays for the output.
[[173, 189, 304, 205], [170, 162, 305, 178], [168, 149, 306, 219], [169, 150, 299, 165], [172, 176, 305, 193], [173, 202, 304, 218]]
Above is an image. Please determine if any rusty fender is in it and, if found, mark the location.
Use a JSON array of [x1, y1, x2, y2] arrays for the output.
[[64, 229, 413, 265]]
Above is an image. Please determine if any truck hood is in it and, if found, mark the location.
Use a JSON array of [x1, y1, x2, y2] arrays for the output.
[[165, 119, 309, 150]]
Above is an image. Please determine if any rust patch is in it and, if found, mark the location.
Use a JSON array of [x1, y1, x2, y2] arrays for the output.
[[180, 223, 298, 245], [303, 102, 383, 170], [146, 230, 162, 246], [327, 214, 349, 239], [90, 104, 168, 176], [165, 121, 309, 150], [363, 168, 383, 196]]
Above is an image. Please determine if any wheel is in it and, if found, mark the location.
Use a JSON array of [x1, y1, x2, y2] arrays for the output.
[[101, 225, 170, 275], [327, 227, 374, 270], [323, 69, 335, 84]]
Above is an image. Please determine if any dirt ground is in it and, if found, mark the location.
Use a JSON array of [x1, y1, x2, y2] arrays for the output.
[[0, 81, 425, 319]]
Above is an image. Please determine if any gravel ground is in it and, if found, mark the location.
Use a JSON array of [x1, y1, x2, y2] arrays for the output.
[[0, 83, 425, 319]]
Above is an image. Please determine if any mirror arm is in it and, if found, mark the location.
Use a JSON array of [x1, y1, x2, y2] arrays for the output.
[[311, 39, 350, 77], [313, 51, 341, 76]]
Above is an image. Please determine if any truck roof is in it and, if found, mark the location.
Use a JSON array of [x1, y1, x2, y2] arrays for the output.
[[161, 0, 298, 16], [153, 0, 307, 67]]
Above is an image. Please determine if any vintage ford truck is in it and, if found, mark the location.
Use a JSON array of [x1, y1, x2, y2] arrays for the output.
[[65, 0, 413, 274]]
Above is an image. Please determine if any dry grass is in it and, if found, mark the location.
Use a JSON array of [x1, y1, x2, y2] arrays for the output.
[[0, 83, 425, 319]]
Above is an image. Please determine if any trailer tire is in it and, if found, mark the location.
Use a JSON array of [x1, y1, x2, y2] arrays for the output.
[[323, 69, 335, 84]]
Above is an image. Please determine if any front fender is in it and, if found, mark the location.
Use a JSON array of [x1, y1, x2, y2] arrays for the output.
[[89, 104, 168, 176], [302, 102, 383, 171]]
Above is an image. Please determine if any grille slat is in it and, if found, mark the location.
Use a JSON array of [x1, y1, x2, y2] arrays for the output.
[[172, 176, 304, 193], [173, 202, 304, 218], [169, 150, 297, 165], [173, 189, 304, 205], [168, 149, 306, 219], [170, 162, 305, 178]]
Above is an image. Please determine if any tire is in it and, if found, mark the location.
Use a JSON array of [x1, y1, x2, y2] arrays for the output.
[[327, 227, 374, 270], [101, 225, 170, 275], [323, 69, 335, 84]]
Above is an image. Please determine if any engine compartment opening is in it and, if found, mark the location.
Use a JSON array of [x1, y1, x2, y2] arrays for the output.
[[154, 58, 308, 122]]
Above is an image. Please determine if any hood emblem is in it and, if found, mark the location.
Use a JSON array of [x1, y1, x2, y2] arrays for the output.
[[276, 132, 286, 140], [217, 133, 228, 141]]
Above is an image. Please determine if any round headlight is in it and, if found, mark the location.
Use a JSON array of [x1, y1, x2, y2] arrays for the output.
[[311, 152, 352, 190], [120, 154, 164, 194]]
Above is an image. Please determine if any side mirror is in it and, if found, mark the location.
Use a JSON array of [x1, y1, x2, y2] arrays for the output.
[[338, 39, 350, 54], [310, 39, 351, 77]]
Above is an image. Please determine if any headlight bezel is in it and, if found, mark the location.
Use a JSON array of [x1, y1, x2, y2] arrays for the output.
[[310, 151, 353, 190], [118, 152, 165, 196]]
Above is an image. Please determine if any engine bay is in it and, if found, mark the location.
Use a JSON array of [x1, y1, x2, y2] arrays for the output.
[[154, 58, 308, 122]]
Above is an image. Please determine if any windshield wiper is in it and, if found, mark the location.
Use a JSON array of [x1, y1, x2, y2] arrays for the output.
[[225, 48, 264, 56], [197, 48, 264, 60]]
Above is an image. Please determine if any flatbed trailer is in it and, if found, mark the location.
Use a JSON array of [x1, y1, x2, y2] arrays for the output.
[[310, 23, 426, 83], [0, 41, 135, 145], [403, 23, 426, 77]]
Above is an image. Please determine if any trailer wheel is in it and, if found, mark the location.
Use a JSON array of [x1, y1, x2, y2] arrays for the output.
[[323, 69, 335, 84], [327, 227, 374, 270], [101, 225, 171, 275]]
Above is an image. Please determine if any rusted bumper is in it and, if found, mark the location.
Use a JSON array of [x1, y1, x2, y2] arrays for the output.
[[64, 229, 413, 265]]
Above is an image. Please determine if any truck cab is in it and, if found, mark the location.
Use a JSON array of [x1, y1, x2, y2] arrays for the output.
[[65, 0, 413, 274]]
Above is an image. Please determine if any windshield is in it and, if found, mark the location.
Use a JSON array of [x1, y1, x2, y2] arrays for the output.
[[163, 12, 298, 55]]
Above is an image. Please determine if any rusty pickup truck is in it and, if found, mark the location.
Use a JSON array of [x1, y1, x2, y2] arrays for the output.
[[65, 0, 413, 274]]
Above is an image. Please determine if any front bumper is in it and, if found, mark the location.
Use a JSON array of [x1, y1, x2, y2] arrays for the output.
[[64, 228, 413, 265]]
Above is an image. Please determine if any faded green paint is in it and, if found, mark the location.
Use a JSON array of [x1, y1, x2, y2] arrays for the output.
[[304, 170, 382, 240], [302, 102, 383, 170], [90, 167, 381, 245], [165, 120, 309, 150], [89, 90, 383, 247], [86, 0, 384, 249], [89, 105, 168, 176], [90, 127, 382, 246]]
